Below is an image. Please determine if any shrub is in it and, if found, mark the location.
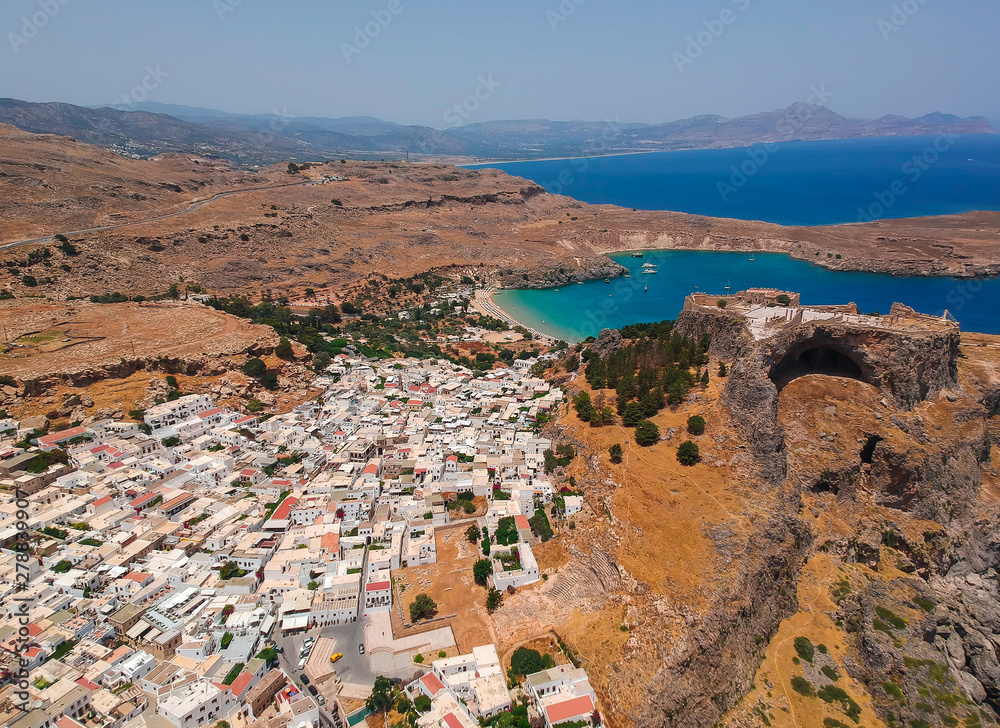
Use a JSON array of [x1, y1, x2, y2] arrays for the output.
[[466, 525, 481, 543], [794, 636, 815, 662], [676, 441, 701, 466], [414, 653, 424, 663], [821, 665, 839, 681], [791, 676, 814, 697], [414, 695, 431, 711], [687, 415, 706, 435], [717, 299, 727, 309], [776, 294, 792, 306], [21, 275, 37, 287]]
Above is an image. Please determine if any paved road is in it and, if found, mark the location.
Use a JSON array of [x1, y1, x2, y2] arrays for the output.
[[0, 179, 315, 252]]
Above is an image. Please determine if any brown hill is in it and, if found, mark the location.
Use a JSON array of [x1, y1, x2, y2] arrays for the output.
[[2, 126, 1000, 302]]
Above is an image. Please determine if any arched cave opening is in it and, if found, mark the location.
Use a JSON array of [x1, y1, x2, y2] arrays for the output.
[[771, 344, 867, 390], [811, 479, 839, 495], [861, 435, 884, 464]]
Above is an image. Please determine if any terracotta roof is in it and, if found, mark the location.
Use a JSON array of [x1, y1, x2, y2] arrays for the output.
[[270, 496, 297, 521], [543, 695, 594, 724], [38, 426, 89, 446], [198, 408, 224, 419], [365, 580, 390, 592], [92, 495, 112, 506], [514, 515, 530, 530], [229, 671, 253, 696], [442, 714, 464, 728], [420, 671, 446, 696]]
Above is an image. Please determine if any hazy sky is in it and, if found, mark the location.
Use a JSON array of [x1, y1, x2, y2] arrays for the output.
[[3, 0, 998, 127]]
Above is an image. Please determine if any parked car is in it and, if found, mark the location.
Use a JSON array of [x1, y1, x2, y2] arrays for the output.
[[308, 685, 318, 696], [274, 646, 283, 653], [330, 652, 343, 664], [296, 658, 306, 670], [358, 643, 365, 655]]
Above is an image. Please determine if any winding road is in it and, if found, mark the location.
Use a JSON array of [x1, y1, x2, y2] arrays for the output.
[[0, 179, 315, 252]]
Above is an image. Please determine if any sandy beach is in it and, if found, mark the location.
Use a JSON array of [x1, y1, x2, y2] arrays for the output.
[[472, 288, 558, 343]]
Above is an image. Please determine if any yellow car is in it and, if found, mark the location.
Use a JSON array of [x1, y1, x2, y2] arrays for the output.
[[330, 653, 343, 664]]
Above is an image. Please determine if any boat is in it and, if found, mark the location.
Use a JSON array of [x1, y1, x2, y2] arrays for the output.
[[631, 252, 644, 258], [642, 269, 657, 274], [604, 278, 610, 283], [642, 262, 656, 269], [749, 252, 756, 261], [554, 288, 559, 292], [576, 281, 584, 285]]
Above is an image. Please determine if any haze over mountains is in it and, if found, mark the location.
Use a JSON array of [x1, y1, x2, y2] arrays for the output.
[[0, 97, 993, 166]]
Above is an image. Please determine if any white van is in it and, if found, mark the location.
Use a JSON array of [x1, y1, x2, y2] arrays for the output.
[[297, 657, 306, 671]]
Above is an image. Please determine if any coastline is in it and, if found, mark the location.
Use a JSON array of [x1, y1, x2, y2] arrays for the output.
[[472, 288, 560, 343]]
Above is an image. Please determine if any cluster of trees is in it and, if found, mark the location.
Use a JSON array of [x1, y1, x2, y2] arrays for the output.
[[542, 443, 575, 473]]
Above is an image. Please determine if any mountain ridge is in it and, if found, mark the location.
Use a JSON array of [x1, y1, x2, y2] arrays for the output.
[[0, 97, 993, 166]]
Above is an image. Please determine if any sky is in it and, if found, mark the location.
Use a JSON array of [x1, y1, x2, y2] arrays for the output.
[[3, 0, 998, 128]]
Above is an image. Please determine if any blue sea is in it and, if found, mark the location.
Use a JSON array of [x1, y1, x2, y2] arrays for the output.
[[469, 135, 1000, 339], [469, 135, 1000, 226], [495, 251, 1000, 341]]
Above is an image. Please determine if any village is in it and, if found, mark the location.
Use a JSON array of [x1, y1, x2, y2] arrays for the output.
[[0, 336, 600, 728]]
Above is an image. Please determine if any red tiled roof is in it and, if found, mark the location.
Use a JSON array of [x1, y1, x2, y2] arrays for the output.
[[229, 671, 253, 696], [270, 496, 297, 521], [37, 426, 89, 446], [93, 495, 112, 506], [365, 580, 390, 592], [74, 677, 101, 691], [442, 714, 464, 728], [514, 515, 530, 530], [420, 671, 446, 696], [198, 408, 224, 419], [543, 695, 594, 724]]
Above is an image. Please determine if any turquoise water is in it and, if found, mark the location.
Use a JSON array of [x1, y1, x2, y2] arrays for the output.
[[494, 251, 1000, 342], [469, 135, 1000, 226]]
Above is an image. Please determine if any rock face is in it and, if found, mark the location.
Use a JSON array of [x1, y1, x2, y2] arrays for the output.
[[677, 306, 961, 485]]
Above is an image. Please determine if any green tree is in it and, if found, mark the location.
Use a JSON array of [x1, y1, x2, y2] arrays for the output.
[[414, 695, 431, 712], [409, 593, 437, 622], [275, 337, 294, 359], [246, 399, 263, 413], [700, 370, 709, 387], [473, 559, 493, 587], [609, 443, 623, 464], [687, 415, 706, 436], [307, 581, 318, 590], [486, 587, 502, 614], [634, 420, 660, 447], [572, 391, 595, 422], [677, 441, 701, 466], [776, 294, 792, 306], [168, 283, 180, 299], [21, 275, 37, 287], [510, 647, 543, 676], [242, 358, 267, 378], [717, 361, 728, 377], [287, 162, 300, 174], [366, 676, 393, 713], [622, 401, 644, 427], [165, 375, 178, 390], [717, 299, 727, 309], [466, 525, 481, 543]]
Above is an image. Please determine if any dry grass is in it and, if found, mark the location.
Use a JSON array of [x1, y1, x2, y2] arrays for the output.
[[725, 554, 886, 728], [392, 526, 497, 653]]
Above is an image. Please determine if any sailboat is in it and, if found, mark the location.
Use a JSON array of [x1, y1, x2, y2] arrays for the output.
[[644, 279, 648, 292], [749, 252, 756, 261]]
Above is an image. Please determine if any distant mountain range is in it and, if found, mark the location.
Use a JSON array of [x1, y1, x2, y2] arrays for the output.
[[0, 97, 993, 166]]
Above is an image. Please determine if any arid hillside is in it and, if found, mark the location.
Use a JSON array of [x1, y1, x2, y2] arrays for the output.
[[3, 126, 1000, 303]]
